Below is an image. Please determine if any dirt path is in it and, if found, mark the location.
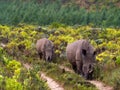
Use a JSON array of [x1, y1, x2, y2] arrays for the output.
[[23, 63, 32, 70], [88, 80, 113, 90], [59, 65, 114, 90], [23, 63, 64, 90], [41, 72, 64, 90], [23, 63, 113, 90]]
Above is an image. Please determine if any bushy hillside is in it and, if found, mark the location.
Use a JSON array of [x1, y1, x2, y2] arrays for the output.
[[37, 0, 120, 8], [0, 0, 120, 27], [0, 23, 120, 89], [0, 0, 120, 90], [0, 47, 49, 90]]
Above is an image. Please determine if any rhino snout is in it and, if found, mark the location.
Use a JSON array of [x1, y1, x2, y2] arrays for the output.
[[46, 56, 52, 62], [82, 64, 94, 80], [84, 73, 93, 80], [84, 74, 88, 80], [48, 56, 52, 62]]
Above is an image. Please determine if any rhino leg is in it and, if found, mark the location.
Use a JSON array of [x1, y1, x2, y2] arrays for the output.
[[88, 71, 93, 80], [76, 67, 83, 75], [42, 51, 46, 60], [38, 52, 43, 59], [71, 63, 77, 73], [76, 61, 83, 75]]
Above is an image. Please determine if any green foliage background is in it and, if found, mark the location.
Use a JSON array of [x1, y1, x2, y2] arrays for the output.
[[0, 45, 49, 90], [0, 23, 120, 89], [0, 0, 120, 89], [0, 0, 120, 27]]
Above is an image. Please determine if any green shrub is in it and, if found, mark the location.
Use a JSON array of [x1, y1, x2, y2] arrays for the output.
[[0, 46, 49, 90], [115, 56, 120, 65], [0, 0, 120, 27]]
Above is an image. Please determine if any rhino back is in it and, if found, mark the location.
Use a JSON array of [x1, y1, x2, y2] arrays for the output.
[[36, 38, 48, 52], [66, 40, 82, 63], [45, 40, 54, 49], [66, 40, 92, 62], [79, 40, 96, 64]]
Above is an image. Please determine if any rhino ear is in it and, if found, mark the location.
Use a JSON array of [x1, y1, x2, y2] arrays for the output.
[[82, 49, 86, 56]]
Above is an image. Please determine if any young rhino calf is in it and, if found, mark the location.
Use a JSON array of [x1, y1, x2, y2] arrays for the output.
[[36, 38, 54, 62], [66, 39, 96, 80]]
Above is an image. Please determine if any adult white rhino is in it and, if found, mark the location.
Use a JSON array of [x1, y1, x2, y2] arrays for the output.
[[66, 39, 96, 80], [36, 38, 54, 62]]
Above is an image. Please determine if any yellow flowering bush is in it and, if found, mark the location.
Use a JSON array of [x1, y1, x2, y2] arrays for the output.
[[1, 23, 120, 60], [96, 51, 114, 61]]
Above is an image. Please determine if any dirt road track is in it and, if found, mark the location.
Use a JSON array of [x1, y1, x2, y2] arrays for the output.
[[41, 73, 64, 90], [59, 65, 114, 90], [23, 63, 113, 90], [23, 63, 64, 90], [88, 80, 113, 90]]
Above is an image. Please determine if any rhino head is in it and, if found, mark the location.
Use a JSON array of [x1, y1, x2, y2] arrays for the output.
[[82, 49, 96, 80], [82, 64, 94, 80], [45, 45, 54, 62]]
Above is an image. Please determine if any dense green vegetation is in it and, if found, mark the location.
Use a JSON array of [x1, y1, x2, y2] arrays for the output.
[[0, 0, 120, 89], [0, 47, 49, 90], [0, 23, 120, 89], [0, 0, 120, 27], [0, 24, 99, 90]]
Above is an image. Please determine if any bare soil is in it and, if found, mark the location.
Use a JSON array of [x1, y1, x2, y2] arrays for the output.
[[23, 63, 64, 90], [41, 72, 64, 90], [59, 65, 114, 90], [88, 80, 113, 90]]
